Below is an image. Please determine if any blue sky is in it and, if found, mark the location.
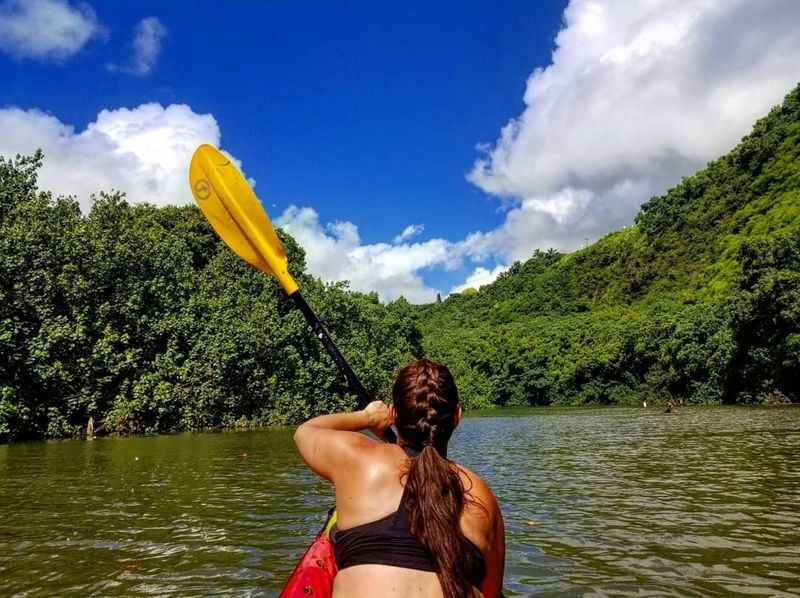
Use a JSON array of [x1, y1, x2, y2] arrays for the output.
[[2, 0, 800, 302]]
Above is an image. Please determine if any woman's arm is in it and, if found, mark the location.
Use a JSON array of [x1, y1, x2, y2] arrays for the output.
[[460, 468, 506, 598], [482, 507, 506, 598], [293, 401, 392, 481]]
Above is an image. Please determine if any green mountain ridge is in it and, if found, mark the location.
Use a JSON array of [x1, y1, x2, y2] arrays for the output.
[[419, 83, 800, 408], [1, 84, 799, 442]]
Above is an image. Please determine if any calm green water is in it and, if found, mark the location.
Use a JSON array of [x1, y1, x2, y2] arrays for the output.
[[1, 407, 799, 596]]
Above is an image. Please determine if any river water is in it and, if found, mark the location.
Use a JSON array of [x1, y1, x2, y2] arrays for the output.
[[1, 406, 799, 596]]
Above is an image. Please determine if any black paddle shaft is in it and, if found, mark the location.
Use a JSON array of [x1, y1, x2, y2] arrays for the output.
[[290, 290, 396, 443]]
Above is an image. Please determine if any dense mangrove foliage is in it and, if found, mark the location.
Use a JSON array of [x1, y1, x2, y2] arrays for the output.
[[2, 84, 799, 441], [0, 158, 421, 441]]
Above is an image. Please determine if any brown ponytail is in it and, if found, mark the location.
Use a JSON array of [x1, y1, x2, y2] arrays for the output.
[[393, 359, 477, 598]]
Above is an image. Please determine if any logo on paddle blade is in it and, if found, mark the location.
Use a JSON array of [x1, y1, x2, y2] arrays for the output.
[[194, 179, 211, 200]]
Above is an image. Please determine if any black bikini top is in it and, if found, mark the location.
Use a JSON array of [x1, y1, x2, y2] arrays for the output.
[[332, 484, 486, 587]]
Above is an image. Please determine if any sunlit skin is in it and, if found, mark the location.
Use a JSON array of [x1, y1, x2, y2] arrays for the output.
[[294, 400, 505, 598]]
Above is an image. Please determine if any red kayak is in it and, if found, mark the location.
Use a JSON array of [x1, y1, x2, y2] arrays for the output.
[[279, 509, 338, 598]]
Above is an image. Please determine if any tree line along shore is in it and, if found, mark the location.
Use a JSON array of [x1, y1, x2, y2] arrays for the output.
[[1, 85, 799, 442]]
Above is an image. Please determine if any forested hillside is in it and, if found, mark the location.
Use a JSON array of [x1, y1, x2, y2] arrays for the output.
[[1, 85, 799, 442], [421, 83, 800, 409], [0, 157, 420, 442]]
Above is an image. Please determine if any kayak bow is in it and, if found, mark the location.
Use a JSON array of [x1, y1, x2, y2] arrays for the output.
[[279, 510, 338, 598]]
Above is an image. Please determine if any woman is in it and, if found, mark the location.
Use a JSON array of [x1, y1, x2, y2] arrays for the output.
[[294, 359, 505, 598]]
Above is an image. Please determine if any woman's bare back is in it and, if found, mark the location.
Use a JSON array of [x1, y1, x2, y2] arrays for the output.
[[327, 437, 503, 597], [293, 395, 505, 598]]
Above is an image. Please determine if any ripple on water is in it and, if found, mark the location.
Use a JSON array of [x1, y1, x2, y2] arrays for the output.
[[1, 407, 799, 596]]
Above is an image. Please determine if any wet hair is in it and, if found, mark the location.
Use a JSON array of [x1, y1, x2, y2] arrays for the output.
[[392, 358, 476, 598]]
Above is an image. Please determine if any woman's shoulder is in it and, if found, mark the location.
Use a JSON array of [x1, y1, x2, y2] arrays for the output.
[[454, 463, 500, 522], [453, 462, 502, 554], [455, 464, 496, 504], [336, 434, 409, 482]]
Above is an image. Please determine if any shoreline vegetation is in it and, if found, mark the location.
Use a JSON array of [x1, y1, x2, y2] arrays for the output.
[[15, 403, 800, 447], [2, 84, 799, 443]]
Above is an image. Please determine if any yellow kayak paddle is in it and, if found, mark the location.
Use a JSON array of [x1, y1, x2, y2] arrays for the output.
[[188, 144, 393, 435]]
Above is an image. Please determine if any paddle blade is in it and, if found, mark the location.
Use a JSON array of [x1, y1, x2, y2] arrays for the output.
[[189, 144, 298, 294]]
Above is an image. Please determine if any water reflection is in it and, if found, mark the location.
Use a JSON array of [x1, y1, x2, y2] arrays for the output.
[[1, 407, 798, 596]]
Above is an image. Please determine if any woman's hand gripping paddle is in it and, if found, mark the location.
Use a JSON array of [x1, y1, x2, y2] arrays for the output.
[[188, 144, 396, 442]]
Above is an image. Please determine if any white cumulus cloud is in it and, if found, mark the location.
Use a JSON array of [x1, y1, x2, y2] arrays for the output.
[[393, 224, 424, 244], [0, 103, 224, 211], [450, 264, 509, 294], [277, 206, 457, 303], [268, 1, 800, 302], [4, 1, 799, 305], [466, 0, 800, 261], [107, 16, 167, 76], [0, 0, 102, 61]]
